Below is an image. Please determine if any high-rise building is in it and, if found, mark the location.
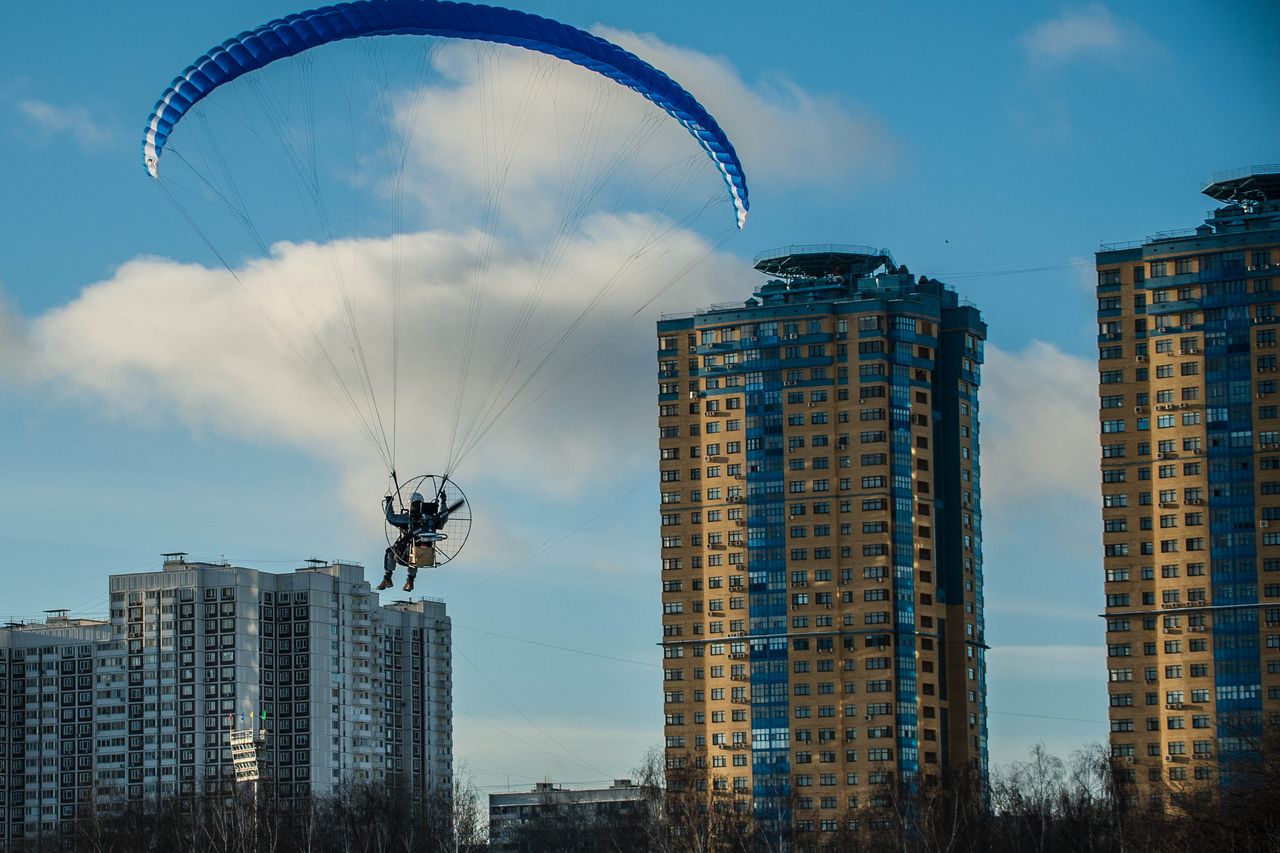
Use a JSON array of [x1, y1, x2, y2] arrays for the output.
[[0, 556, 451, 844], [1097, 166, 1280, 804], [656, 245, 988, 838]]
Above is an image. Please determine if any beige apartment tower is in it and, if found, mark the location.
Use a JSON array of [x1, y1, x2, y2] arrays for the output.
[[1097, 166, 1280, 806], [657, 246, 987, 841]]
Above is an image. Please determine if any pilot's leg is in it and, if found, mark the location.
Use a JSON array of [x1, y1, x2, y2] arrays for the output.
[[377, 547, 396, 591], [403, 563, 417, 593]]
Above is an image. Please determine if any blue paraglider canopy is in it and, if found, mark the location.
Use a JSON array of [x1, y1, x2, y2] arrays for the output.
[[138, 1, 752, 547], [142, 0, 748, 228]]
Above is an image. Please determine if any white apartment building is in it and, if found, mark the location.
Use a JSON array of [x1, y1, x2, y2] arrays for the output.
[[0, 556, 451, 843]]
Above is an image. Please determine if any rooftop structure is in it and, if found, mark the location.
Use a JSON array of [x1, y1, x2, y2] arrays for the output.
[[1201, 164, 1280, 205], [752, 244, 898, 280]]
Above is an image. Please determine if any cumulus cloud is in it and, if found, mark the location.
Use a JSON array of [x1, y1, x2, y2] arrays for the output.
[[979, 340, 1103, 649], [388, 31, 893, 229], [596, 27, 895, 188], [26, 218, 740, 529], [10, 31, 856, 577], [1020, 4, 1159, 69], [15, 98, 113, 148], [981, 340, 1098, 508], [16, 29, 893, 560]]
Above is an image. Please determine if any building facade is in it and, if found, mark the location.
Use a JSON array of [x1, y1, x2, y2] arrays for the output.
[[657, 245, 988, 838], [0, 556, 451, 844], [1097, 166, 1280, 804], [488, 779, 647, 851]]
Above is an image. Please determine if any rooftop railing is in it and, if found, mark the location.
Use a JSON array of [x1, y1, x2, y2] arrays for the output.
[[1206, 164, 1280, 184], [1148, 227, 1200, 242], [753, 243, 887, 264]]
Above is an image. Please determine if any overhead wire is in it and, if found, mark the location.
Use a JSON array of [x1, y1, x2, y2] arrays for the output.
[[453, 624, 659, 669], [930, 258, 1092, 281], [457, 649, 610, 777], [442, 467, 653, 599], [451, 628, 1107, 726], [453, 708, 609, 776]]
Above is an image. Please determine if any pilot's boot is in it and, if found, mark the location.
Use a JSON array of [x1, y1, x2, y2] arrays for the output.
[[403, 570, 416, 593], [377, 548, 396, 590]]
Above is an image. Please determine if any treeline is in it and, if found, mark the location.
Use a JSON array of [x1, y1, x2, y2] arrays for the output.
[[652, 741, 1280, 853], [16, 776, 487, 853], [643, 740, 1280, 853], [12, 738, 1280, 853]]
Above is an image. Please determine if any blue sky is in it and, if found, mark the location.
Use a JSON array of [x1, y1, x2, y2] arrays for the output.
[[1, 1, 1278, 790]]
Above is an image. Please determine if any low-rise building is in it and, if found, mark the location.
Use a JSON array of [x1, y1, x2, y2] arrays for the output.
[[488, 779, 648, 851]]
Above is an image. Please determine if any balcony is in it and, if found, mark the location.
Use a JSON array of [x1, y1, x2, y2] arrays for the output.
[[1148, 299, 1200, 316]]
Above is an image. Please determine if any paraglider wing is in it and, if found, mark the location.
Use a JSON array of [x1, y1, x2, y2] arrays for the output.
[[141, 0, 749, 227]]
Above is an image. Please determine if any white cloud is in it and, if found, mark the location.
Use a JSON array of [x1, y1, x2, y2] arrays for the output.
[[980, 340, 1098, 508], [596, 27, 895, 189], [1020, 4, 1158, 68], [14, 33, 834, 574], [13, 29, 897, 573], [389, 31, 893, 230], [16, 98, 113, 148], [25, 219, 740, 530]]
